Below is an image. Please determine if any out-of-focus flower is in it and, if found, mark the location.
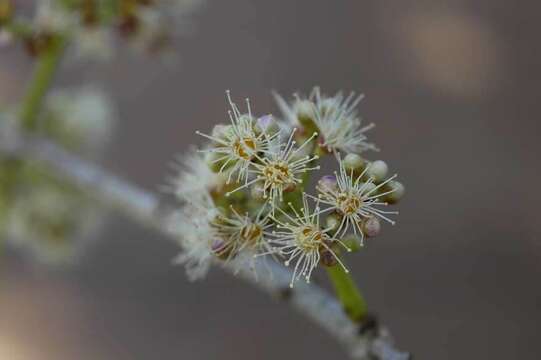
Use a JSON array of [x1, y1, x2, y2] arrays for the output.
[[43, 86, 115, 156], [5, 173, 102, 265]]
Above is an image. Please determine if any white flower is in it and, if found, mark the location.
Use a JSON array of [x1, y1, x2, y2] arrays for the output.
[[226, 129, 320, 209], [6, 181, 102, 265], [274, 87, 377, 154], [212, 205, 273, 257], [170, 200, 220, 281], [270, 195, 349, 287], [315, 157, 398, 243], [45, 86, 115, 155], [168, 148, 227, 206], [197, 91, 279, 184]]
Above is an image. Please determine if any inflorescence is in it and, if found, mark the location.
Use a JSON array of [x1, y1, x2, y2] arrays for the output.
[[171, 87, 405, 287]]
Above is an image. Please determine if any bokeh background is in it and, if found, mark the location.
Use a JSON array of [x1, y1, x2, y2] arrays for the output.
[[1, 1, 538, 359]]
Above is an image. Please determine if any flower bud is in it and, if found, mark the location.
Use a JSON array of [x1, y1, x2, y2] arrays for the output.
[[342, 234, 363, 252], [366, 160, 388, 182], [320, 248, 338, 267], [325, 212, 342, 233], [384, 180, 405, 204], [294, 99, 316, 125], [318, 175, 338, 193], [360, 182, 377, 195], [255, 114, 279, 135], [361, 216, 381, 237], [343, 153, 365, 172]]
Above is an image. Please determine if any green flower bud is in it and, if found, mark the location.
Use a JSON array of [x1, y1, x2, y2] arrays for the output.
[[384, 180, 405, 204], [366, 160, 388, 182], [343, 153, 365, 172]]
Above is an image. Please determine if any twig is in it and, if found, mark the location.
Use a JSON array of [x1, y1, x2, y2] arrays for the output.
[[0, 124, 410, 360]]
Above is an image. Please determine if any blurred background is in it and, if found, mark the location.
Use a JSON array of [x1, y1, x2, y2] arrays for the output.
[[1, 0, 538, 359]]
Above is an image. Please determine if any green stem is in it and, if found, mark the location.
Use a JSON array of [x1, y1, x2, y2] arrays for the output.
[[326, 263, 368, 323], [19, 35, 66, 130]]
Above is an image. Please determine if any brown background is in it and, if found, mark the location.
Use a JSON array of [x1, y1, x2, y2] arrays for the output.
[[1, 1, 538, 359]]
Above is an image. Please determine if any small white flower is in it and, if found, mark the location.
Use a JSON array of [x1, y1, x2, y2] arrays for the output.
[[197, 91, 279, 184], [274, 87, 377, 154], [211, 205, 275, 277], [315, 157, 398, 243], [226, 129, 320, 209], [6, 181, 102, 265], [171, 200, 220, 281], [168, 148, 227, 206], [270, 195, 349, 287]]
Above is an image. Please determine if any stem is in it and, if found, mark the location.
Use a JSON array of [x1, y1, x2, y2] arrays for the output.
[[19, 35, 66, 130], [327, 263, 368, 323], [0, 127, 411, 359]]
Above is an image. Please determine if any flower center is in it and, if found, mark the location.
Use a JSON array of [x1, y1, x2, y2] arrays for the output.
[[240, 223, 262, 246], [233, 137, 257, 160], [336, 192, 362, 215], [262, 160, 292, 186], [295, 225, 323, 251]]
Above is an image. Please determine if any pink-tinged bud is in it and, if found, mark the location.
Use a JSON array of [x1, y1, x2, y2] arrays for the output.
[[283, 182, 297, 193], [256, 114, 273, 130], [211, 239, 230, 259], [385, 180, 405, 204], [318, 175, 337, 192], [362, 216, 381, 237], [320, 248, 338, 267]]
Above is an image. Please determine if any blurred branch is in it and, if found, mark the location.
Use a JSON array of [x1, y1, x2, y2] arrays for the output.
[[0, 124, 410, 360]]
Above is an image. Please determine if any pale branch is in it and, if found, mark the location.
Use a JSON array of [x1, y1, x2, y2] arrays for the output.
[[0, 124, 410, 360]]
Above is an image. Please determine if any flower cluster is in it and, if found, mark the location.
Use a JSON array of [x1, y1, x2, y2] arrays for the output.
[[171, 88, 405, 287], [0, 0, 204, 60]]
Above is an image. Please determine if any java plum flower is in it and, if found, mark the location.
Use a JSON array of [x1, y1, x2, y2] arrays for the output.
[[315, 157, 398, 243], [197, 91, 279, 185], [270, 194, 350, 287], [274, 87, 377, 154]]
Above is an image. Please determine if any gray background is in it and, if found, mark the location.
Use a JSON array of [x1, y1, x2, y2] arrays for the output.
[[1, 1, 538, 359]]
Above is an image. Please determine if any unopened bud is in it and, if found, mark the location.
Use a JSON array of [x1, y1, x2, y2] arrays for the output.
[[342, 234, 363, 251], [318, 175, 337, 193], [255, 114, 279, 134], [294, 99, 316, 125], [320, 248, 338, 267], [325, 212, 342, 233], [366, 160, 388, 182], [361, 216, 381, 237], [360, 182, 377, 195], [283, 182, 297, 193], [384, 180, 405, 204], [343, 153, 365, 172]]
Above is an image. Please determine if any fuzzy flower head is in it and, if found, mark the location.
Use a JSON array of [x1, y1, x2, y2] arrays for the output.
[[5, 180, 102, 265], [211, 205, 274, 270], [226, 129, 320, 209], [171, 200, 220, 281], [44, 86, 115, 155], [197, 91, 279, 184], [274, 87, 377, 154], [270, 195, 349, 287], [168, 148, 228, 206], [316, 157, 398, 243]]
